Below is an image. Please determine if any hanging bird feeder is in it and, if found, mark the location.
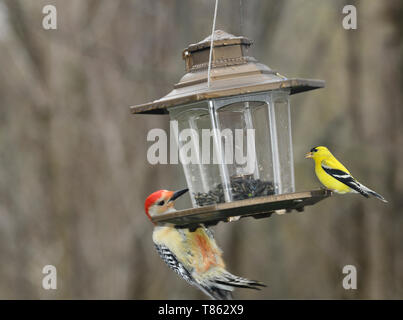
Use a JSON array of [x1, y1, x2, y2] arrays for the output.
[[131, 30, 331, 230]]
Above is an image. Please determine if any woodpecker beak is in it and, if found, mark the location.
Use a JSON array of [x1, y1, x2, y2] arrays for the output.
[[305, 152, 313, 159], [169, 188, 189, 202]]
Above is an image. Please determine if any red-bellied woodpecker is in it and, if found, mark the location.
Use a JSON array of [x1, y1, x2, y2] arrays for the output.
[[144, 188, 266, 300]]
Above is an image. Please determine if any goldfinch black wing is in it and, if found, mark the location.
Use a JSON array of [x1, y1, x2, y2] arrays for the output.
[[321, 163, 369, 197], [321, 163, 387, 202]]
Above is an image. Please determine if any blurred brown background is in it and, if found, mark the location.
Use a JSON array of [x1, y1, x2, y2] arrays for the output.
[[0, 0, 402, 299]]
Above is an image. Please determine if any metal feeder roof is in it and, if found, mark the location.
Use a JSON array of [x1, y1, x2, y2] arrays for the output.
[[130, 30, 325, 114]]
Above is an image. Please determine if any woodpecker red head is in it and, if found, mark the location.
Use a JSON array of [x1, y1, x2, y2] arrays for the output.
[[144, 188, 188, 221]]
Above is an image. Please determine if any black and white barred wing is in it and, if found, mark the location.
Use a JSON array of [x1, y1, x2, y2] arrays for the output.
[[154, 243, 226, 300], [321, 164, 366, 196], [321, 163, 387, 202], [154, 243, 195, 285]]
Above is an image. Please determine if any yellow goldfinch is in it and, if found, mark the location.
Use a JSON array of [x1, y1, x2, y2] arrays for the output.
[[305, 146, 387, 203]]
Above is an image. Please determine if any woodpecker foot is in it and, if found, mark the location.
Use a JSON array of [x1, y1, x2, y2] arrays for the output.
[[227, 216, 241, 222], [275, 209, 286, 215]]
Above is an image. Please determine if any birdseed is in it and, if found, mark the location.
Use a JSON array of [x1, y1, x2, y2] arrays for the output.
[[193, 174, 275, 206]]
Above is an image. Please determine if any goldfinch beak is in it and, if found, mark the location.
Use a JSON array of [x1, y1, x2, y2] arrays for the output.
[[305, 152, 313, 159]]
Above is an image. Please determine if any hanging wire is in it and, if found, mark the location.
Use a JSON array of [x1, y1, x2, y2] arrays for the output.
[[240, 0, 243, 35], [207, 0, 219, 88]]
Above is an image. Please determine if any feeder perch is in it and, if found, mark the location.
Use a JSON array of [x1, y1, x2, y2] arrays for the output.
[[131, 30, 330, 227]]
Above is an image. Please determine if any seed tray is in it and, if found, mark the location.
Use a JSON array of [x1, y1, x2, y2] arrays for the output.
[[152, 189, 332, 230]]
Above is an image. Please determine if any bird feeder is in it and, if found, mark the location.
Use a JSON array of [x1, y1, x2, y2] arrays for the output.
[[131, 30, 331, 229]]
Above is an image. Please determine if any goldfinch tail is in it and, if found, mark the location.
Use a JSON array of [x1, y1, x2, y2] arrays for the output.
[[357, 182, 388, 203], [367, 190, 388, 203]]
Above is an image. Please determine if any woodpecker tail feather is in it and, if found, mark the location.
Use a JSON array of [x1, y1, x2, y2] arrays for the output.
[[200, 285, 233, 300], [216, 271, 266, 290], [198, 270, 266, 300]]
